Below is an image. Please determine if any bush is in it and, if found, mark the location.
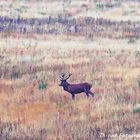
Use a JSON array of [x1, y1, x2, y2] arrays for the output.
[[128, 38, 136, 44], [133, 107, 140, 114], [96, 4, 104, 10], [38, 81, 48, 90], [138, 79, 140, 88], [10, 66, 21, 80]]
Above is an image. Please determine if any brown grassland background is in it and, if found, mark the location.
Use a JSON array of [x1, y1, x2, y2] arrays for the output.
[[0, 34, 140, 139], [0, 0, 140, 139]]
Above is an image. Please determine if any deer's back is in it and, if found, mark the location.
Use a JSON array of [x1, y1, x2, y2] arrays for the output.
[[67, 82, 92, 93]]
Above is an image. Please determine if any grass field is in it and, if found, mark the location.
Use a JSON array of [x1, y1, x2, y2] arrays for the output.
[[0, 0, 140, 139], [0, 35, 140, 139]]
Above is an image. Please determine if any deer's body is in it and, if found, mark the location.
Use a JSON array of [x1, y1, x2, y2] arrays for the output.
[[59, 74, 94, 99], [63, 82, 91, 94]]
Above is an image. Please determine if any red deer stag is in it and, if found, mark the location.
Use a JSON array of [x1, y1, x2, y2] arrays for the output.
[[59, 73, 94, 100]]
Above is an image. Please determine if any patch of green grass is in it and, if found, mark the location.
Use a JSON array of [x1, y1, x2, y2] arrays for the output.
[[96, 4, 104, 10], [138, 79, 140, 88], [39, 12, 46, 15], [128, 38, 136, 44], [38, 81, 48, 90], [123, 10, 136, 16], [133, 107, 140, 114]]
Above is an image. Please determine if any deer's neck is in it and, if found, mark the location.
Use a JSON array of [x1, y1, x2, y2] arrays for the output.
[[63, 82, 70, 91]]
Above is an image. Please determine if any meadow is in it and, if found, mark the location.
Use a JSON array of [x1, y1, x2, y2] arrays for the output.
[[0, 35, 140, 139], [0, 0, 140, 139]]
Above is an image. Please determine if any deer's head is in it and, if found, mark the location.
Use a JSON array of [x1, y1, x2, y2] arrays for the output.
[[59, 73, 72, 87]]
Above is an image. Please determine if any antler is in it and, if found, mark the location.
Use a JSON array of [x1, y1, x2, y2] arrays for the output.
[[65, 74, 72, 80], [60, 73, 66, 80], [60, 73, 72, 81]]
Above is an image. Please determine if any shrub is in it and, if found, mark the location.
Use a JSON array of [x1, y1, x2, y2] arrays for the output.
[[38, 81, 48, 90], [128, 38, 136, 44], [133, 107, 140, 114], [138, 78, 140, 88]]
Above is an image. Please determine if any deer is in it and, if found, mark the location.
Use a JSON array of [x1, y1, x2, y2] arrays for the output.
[[59, 73, 94, 100]]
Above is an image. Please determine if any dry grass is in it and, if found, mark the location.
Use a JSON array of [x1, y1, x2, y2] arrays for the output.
[[0, 37, 140, 140]]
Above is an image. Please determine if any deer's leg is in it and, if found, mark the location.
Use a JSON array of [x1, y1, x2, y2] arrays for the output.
[[88, 91, 94, 97], [86, 92, 90, 98], [72, 94, 75, 100], [85, 89, 89, 98]]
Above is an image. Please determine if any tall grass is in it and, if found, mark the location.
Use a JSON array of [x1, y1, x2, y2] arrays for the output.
[[0, 41, 140, 139]]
